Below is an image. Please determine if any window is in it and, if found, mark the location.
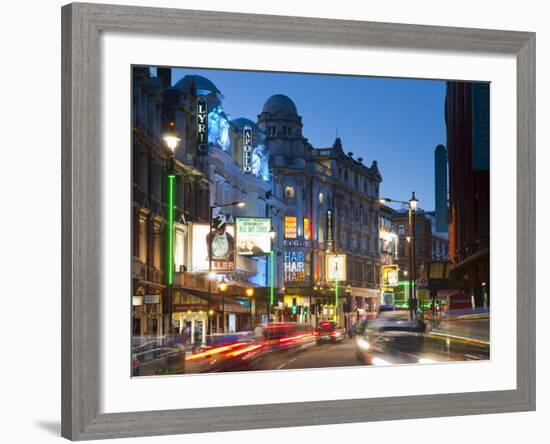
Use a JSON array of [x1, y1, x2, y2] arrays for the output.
[[174, 229, 185, 272], [415, 223, 423, 235], [398, 224, 405, 235], [138, 217, 148, 262], [153, 228, 162, 269], [398, 243, 405, 257], [285, 186, 295, 199]]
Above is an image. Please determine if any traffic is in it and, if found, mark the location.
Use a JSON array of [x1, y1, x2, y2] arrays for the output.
[[132, 307, 489, 376]]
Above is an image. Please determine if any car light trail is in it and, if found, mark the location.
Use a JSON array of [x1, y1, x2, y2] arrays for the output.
[[226, 344, 263, 357], [185, 343, 242, 361]]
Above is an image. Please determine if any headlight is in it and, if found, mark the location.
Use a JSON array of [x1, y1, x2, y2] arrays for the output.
[[357, 337, 370, 351]]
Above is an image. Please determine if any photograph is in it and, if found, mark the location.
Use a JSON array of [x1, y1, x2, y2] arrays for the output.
[[131, 65, 490, 376]]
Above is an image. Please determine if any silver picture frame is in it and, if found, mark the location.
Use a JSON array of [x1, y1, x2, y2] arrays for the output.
[[61, 2, 536, 440]]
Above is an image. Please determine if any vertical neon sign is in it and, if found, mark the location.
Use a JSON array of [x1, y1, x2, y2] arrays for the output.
[[196, 95, 208, 156], [166, 174, 176, 285], [243, 125, 252, 174], [270, 250, 275, 306]]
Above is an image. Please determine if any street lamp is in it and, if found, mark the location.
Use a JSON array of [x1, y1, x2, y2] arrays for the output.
[[218, 278, 228, 333], [219, 278, 228, 292], [245, 287, 254, 328], [162, 128, 180, 335], [409, 191, 419, 210], [379, 192, 420, 320], [408, 192, 419, 316], [207, 200, 246, 335]]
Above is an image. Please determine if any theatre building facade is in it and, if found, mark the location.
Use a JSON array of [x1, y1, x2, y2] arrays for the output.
[[259, 94, 383, 328], [132, 67, 384, 340]]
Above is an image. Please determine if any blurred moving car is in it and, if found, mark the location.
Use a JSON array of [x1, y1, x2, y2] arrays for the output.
[[355, 316, 426, 365], [378, 304, 398, 315], [132, 345, 185, 376], [315, 321, 344, 344], [263, 322, 316, 350], [348, 319, 368, 338]]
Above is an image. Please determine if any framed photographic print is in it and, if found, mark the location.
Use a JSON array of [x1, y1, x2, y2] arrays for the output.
[[61, 2, 535, 440]]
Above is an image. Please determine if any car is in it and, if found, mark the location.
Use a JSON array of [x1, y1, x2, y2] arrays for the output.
[[262, 322, 316, 350], [132, 345, 185, 376], [348, 319, 368, 338], [315, 321, 344, 344], [355, 317, 426, 365]]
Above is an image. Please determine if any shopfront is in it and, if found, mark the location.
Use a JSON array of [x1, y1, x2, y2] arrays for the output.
[[172, 304, 208, 345], [132, 285, 163, 337]]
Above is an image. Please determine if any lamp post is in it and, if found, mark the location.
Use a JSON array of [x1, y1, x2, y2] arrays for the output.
[[379, 192, 419, 320], [246, 287, 254, 328], [268, 230, 276, 325], [408, 192, 419, 315], [218, 277, 228, 333], [207, 200, 245, 335], [162, 128, 180, 335]]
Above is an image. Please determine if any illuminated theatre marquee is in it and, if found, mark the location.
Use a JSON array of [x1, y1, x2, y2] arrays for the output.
[[242, 125, 252, 174], [196, 95, 208, 155]]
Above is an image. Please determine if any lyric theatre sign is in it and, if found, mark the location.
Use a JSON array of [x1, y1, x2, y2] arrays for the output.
[[197, 96, 208, 156], [243, 125, 252, 174]]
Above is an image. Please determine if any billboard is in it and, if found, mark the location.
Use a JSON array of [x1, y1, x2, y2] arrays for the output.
[[190, 221, 235, 273], [284, 250, 306, 282], [381, 265, 399, 287], [303, 217, 311, 240], [326, 254, 346, 281], [284, 216, 297, 239], [236, 217, 272, 255]]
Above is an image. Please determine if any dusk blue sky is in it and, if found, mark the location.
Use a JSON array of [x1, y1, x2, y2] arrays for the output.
[[161, 67, 447, 211]]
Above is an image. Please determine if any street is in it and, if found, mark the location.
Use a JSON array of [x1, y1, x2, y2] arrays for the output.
[[245, 319, 489, 372], [249, 339, 358, 371], [134, 316, 491, 376]]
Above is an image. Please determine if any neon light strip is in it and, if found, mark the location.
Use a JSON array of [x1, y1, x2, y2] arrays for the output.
[[270, 250, 275, 305], [335, 278, 339, 323], [166, 174, 175, 285]]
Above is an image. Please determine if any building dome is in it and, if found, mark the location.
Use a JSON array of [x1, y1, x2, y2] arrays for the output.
[[262, 94, 298, 116], [232, 117, 260, 131], [173, 75, 221, 95]]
